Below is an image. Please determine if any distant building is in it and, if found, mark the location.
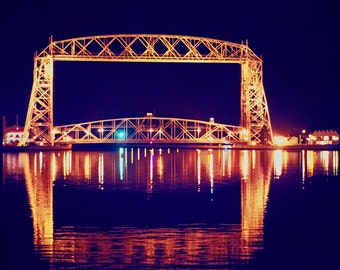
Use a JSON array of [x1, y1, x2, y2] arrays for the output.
[[308, 130, 339, 145], [3, 126, 24, 145]]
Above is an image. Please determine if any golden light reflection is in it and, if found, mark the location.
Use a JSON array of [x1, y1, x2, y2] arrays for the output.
[[3, 153, 25, 181], [51, 152, 57, 182], [63, 151, 72, 178], [241, 151, 272, 257], [49, 225, 247, 267], [15, 149, 277, 267], [306, 151, 314, 177], [333, 151, 338, 176], [148, 149, 154, 194], [39, 151, 43, 172], [131, 148, 134, 164], [22, 152, 54, 251], [6, 147, 340, 269], [222, 150, 226, 176], [240, 150, 249, 180], [226, 149, 232, 177], [321, 151, 329, 174], [208, 150, 214, 195], [302, 150, 306, 185], [273, 149, 283, 179], [84, 154, 91, 180], [98, 153, 104, 188], [301, 150, 339, 181], [197, 149, 201, 192], [33, 152, 37, 176], [124, 148, 128, 169], [251, 150, 256, 170], [156, 150, 164, 180]]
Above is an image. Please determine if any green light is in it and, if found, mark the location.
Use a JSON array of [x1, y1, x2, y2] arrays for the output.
[[116, 130, 126, 140]]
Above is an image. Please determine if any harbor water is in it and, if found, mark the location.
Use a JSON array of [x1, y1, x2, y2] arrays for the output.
[[1, 148, 339, 269]]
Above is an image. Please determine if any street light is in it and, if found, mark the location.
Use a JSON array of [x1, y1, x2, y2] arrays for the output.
[[300, 129, 306, 144]]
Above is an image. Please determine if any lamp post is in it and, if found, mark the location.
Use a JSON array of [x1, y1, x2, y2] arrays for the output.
[[300, 129, 306, 145]]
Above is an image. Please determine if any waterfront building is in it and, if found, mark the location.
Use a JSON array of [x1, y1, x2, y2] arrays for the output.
[[3, 126, 24, 145], [308, 130, 340, 145]]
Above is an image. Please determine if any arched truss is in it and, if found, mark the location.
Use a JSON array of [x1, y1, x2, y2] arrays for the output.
[[21, 34, 273, 146], [53, 116, 247, 145]]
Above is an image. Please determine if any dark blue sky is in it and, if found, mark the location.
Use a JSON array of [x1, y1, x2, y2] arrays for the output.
[[0, 0, 339, 135]]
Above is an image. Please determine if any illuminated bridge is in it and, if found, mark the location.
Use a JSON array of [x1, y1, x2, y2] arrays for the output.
[[53, 116, 246, 146], [21, 34, 273, 146]]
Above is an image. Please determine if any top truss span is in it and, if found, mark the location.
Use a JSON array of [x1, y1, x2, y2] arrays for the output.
[[39, 34, 262, 63]]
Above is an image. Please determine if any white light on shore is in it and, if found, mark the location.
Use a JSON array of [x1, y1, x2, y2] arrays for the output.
[[274, 136, 288, 146]]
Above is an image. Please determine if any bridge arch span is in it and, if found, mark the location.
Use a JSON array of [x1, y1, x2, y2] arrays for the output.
[[53, 116, 247, 145]]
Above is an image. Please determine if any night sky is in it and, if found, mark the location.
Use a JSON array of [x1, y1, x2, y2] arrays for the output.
[[0, 0, 339, 135]]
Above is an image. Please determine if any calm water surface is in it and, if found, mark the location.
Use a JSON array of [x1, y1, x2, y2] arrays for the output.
[[1, 148, 340, 269]]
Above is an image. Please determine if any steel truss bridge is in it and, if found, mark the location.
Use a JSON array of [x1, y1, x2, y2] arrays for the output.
[[53, 116, 246, 145], [21, 34, 273, 146]]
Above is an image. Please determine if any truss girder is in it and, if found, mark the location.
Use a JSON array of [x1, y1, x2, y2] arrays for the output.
[[21, 34, 273, 146], [39, 34, 261, 63], [53, 117, 246, 145]]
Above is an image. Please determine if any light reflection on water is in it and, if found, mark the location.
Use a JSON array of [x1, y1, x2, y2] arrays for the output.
[[2, 148, 339, 269], [39, 225, 247, 269]]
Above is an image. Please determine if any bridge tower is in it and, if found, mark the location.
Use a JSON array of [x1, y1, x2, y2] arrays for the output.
[[240, 40, 272, 145], [21, 34, 273, 146]]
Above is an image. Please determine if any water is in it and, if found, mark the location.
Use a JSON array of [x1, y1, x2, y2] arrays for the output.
[[1, 148, 340, 269]]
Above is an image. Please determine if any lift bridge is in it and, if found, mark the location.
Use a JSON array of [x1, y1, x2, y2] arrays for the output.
[[21, 34, 273, 147]]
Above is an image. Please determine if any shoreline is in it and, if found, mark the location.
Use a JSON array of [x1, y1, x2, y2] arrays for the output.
[[1, 143, 340, 152]]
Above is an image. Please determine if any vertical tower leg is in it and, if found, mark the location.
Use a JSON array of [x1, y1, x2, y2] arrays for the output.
[[241, 60, 273, 145], [21, 56, 54, 146]]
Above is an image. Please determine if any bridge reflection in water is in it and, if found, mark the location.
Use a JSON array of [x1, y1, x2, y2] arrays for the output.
[[20, 148, 277, 268]]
